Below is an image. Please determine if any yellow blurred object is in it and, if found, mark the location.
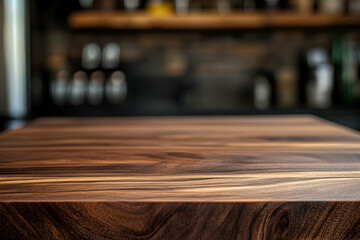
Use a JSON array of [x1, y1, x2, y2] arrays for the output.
[[146, 1, 174, 15]]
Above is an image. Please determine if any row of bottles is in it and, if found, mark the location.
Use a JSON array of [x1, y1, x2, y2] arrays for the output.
[[253, 36, 360, 109], [49, 33, 360, 110], [51, 70, 127, 106], [82, 42, 120, 70], [78, 0, 360, 14]]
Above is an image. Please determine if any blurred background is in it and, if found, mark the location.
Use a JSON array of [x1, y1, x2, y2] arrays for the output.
[[0, 0, 360, 131]]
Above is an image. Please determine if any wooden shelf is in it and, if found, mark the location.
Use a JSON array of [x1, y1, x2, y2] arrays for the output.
[[68, 10, 360, 29]]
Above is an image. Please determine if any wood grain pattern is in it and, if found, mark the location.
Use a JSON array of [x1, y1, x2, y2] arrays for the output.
[[1, 115, 360, 202], [0, 115, 360, 239], [1, 202, 359, 240]]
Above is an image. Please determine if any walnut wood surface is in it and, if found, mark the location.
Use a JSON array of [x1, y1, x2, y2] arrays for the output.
[[1, 202, 359, 240], [1, 115, 360, 239], [1, 115, 359, 202]]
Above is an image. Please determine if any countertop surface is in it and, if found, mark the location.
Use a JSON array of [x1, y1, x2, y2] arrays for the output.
[[1, 115, 360, 202]]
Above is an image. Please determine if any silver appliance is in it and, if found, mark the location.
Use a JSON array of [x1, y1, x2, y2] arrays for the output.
[[0, 0, 28, 120]]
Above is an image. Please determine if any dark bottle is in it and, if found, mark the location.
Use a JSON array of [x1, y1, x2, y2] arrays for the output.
[[332, 36, 344, 106], [88, 71, 105, 105], [253, 70, 276, 109], [106, 71, 127, 104], [332, 36, 357, 106], [51, 70, 70, 105], [70, 71, 88, 106], [254, 75, 272, 109], [304, 48, 334, 109]]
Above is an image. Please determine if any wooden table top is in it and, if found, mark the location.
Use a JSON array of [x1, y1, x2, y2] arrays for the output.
[[1, 115, 360, 202]]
